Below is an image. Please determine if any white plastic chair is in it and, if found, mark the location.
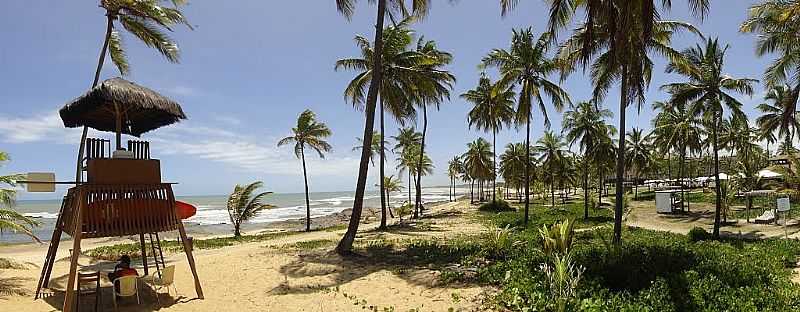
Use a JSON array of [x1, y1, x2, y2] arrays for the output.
[[111, 275, 140, 310], [143, 265, 177, 303]]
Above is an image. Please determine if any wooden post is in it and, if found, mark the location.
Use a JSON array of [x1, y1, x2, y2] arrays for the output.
[[178, 221, 204, 299], [63, 193, 84, 312], [139, 233, 149, 276]]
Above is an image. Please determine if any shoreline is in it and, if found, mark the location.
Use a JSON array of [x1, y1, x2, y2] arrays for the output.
[[0, 200, 454, 263]]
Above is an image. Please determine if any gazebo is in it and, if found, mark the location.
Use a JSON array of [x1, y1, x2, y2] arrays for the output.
[[33, 78, 203, 312]]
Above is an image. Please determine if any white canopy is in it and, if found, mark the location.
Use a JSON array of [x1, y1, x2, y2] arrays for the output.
[[758, 169, 782, 178]]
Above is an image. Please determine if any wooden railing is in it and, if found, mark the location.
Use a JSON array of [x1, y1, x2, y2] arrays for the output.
[[62, 184, 179, 238]]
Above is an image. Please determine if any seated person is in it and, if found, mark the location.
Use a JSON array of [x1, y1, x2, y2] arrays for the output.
[[108, 255, 138, 282]]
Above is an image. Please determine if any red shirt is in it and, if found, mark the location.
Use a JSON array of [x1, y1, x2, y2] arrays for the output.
[[116, 268, 138, 277]]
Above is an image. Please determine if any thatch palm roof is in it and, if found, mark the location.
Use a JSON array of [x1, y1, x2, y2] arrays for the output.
[[60, 78, 186, 137]]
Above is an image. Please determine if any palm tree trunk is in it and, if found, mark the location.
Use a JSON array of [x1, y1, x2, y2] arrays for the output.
[[300, 147, 312, 231], [76, 15, 115, 183], [336, 0, 387, 255], [408, 172, 412, 205], [680, 146, 686, 212], [470, 179, 474, 203], [414, 105, 428, 218], [712, 112, 723, 239], [584, 157, 589, 219], [492, 129, 497, 202], [524, 114, 531, 224], [613, 68, 628, 244], [379, 98, 387, 230], [598, 170, 603, 206]]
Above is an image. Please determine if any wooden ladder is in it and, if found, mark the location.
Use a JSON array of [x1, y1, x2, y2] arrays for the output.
[[35, 196, 69, 299], [147, 232, 167, 278]]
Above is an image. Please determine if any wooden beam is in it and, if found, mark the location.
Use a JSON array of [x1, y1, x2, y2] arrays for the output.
[[139, 233, 149, 276], [62, 192, 84, 312], [178, 221, 203, 299]]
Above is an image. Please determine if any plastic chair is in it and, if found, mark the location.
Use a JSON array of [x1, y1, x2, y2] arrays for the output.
[[111, 276, 140, 310], [76, 271, 101, 312], [143, 265, 177, 303]]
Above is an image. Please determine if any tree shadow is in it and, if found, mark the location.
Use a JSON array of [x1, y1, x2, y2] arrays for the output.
[[0, 274, 31, 298]]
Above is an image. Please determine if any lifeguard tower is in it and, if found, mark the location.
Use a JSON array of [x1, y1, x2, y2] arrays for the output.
[[32, 78, 203, 312]]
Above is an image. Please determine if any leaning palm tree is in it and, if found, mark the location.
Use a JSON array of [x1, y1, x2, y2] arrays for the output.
[[74, 0, 192, 182], [226, 181, 275, 237], [558, 14, 701, 243], [535, 131, 568, 208], [0, 152, 40, 242], [662, 38, 757, 239], [462, 74, 515, 203], [482, 28, 570, 225], [625, 128, 652, 199], [337, 20, 419, 232], [278, 109, 333, 231], [334, 0, 437, 254], [757, 85, 800, 154], [562, 101, 613, 219]]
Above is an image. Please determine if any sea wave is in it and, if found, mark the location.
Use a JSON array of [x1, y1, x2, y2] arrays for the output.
[[24, 212, 59, 219]]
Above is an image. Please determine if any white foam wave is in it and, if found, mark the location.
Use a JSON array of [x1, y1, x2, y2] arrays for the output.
[[24, 212, 59, 219]]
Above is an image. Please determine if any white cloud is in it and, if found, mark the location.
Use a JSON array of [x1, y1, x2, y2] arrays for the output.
[[0, 111, 80, 144]]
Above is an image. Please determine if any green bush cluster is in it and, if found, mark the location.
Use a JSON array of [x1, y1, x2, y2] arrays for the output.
[[485, 201, 613, 230], [478, 200, 516, 213], [481, 227, 800, 311], [688, 227, 711, 242]]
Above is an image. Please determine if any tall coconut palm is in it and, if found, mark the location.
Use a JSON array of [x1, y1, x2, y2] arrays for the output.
[[278, 110, 333, 231], [662, 38, 757, 239], [535, 131, 568, 208], [757, 85, 800, 154], [558, 14, 701, 243], [0, 152, 40, 242], [381, 175, 404, 217], [334, 0, 436, 254], [625, 128, 652, 199], [226, 181, 275, 237], [412, 39, 456, 218], [562, 101, 613, 219], [353, 132, 387, 166], [482, 28, 570, 225], [391, 127, 423, 154], [499, 142, 529, 202], [462, 74, 516, 202], [74, 0, 192, 182], [337, 19, 420, 231], [593, 127, 618, 204]]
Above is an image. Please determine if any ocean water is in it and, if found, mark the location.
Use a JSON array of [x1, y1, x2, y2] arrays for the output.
[[3, 187, 462, 244]]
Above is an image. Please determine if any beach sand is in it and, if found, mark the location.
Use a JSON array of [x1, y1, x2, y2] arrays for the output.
[[0, 199, 490, 311]]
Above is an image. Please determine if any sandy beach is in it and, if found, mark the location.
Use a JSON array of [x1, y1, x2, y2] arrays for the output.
[[0, 199, 489, 311]]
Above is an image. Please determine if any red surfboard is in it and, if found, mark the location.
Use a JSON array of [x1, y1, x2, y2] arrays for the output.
[[175, 201, 197, 219]]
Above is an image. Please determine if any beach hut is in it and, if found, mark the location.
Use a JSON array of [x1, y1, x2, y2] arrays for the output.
[[34, 78, 202, 312]]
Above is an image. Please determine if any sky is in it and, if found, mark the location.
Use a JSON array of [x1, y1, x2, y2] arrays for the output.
[[0, 1, 774, 199]]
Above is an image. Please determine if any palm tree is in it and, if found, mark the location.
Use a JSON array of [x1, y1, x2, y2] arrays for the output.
[[499, 143, 528, 202], [0, 152, 40, 242], [535, 131, 568, 208], [482, 28, 570, 225], [352, 131, 387, 166], [381, 175, 404, 218], [412, 38, 456, 218], [74, 0, 192, 181], [278, 110, 333, 231], [226, 181, 275, 237], [593, 128, 618, 204], [625, 128, 652, 199], [562, 101, 613, 219], [462, 74, 515, 203], [652, 100, 703, 210], [463, 138, 494, 203], [757, 85, 800, 154], [662, 38, 757, 239], [391, 127, 423, 154], [741, 1, 800, 136], [447, 156, 464, 202], [336, 20, 419, 232], [334, 0, 437, 255], [557, 13, 702, 243]]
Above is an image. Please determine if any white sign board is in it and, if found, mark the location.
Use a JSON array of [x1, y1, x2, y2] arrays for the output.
[[777, 197, 791, 212], [25, 172, 56, 193]]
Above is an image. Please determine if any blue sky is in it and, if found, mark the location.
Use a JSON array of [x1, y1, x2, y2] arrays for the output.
[[0, 1, 771, 199]]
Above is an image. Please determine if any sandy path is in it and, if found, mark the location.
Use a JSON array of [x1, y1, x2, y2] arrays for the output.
[[0, 199, 489, 311]]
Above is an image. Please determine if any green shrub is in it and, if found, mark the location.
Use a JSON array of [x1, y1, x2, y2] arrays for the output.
[[688, 227, 711, 242], [479, 200, 516, 212]]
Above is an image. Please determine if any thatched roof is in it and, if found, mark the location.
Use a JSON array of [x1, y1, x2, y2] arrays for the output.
[[60, 78, 187, 136]]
